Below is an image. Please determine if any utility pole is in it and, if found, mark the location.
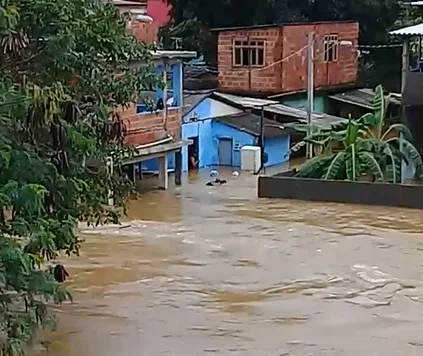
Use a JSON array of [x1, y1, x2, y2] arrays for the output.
[[401, 39, 409, 183], [306, 33, 315, 159]]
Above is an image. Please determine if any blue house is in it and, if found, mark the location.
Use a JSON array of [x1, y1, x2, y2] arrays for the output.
[[211, 113, 291, 168], [139, 53, 186, 173]]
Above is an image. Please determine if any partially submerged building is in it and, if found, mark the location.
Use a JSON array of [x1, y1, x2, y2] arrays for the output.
[[120, 50, 197, 189]]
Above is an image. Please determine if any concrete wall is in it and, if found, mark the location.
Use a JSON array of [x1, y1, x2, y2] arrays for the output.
[[258, 174, 423, 209], [217, 21, 358, 96]]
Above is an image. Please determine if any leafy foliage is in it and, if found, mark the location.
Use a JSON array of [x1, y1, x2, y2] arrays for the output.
[[293, 85, 423, 183], [0, 0, 157, 354]]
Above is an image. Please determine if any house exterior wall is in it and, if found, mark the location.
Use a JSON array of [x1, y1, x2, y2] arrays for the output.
[[217, 22, 358, 96], [263, 136, 290, 167], [211, 122, 256, 167], [280, 93, 327, 113], [184, 97, 242, 123], [211, 122, 290, 167], [123, 107, 181, 146], [218, 28, 281, 94], [181, 97, 243, 171], [281, 22, 358, 93]]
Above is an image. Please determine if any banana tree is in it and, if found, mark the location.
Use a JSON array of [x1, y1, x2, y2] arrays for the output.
[[292, 85, 423, 182], [296, 119, 386, 181]]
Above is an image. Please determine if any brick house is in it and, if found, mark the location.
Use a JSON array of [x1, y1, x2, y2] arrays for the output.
[[215, 21, 359, 96]]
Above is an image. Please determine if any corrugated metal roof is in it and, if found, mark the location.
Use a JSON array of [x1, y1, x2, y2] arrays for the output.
[[213, 92, 345, 128], [329, 88, 402, 108], [390, 23, 423, 36], [214, 113, 292, 137]]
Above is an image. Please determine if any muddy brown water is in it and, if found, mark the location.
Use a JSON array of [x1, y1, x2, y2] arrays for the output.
[[32, 168, 423, 355]]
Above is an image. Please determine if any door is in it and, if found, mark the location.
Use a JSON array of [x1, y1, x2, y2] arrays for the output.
[[218, 138, 233, 166]]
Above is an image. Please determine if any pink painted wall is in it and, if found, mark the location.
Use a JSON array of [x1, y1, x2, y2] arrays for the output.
[[147, 0, 171, 26]]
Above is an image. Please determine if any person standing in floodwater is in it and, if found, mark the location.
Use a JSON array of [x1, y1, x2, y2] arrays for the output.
[[189, 151, 198, 170]]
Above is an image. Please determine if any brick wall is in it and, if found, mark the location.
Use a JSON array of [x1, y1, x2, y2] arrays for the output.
[[130, 22, 159, 44], [281, 22, 358, 93], [119, 105, 181, 146], [218, 27, 282, 94], [217, 22, 358, 95]]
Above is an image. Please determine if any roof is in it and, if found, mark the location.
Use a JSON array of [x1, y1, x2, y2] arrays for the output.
[[210, 20, 357, 32], [411, 1, 423, 5], [151, 50, 197, 60], [390, 23, 423, 36], [212, 92, 345, 128], [214, 113, 292, 137], [328, 88, 402, 109]]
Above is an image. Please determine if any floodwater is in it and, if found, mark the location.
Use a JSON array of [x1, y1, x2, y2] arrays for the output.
[[33, 168, 423, 355]]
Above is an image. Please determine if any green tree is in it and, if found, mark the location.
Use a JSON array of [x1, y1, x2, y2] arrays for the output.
[[0, 0, 156, 354], [293, 85, 423, 182]]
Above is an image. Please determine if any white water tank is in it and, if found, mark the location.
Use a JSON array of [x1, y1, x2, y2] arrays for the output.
[[241, 146, 261, 173]]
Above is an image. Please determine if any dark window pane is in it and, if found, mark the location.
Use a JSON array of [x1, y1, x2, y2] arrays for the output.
[[242, 48, 249, 65], [257, 48, 264, 65], [234, 48, 241, 65], [251, 48, 257, 65], [234, 40, 241, 46]]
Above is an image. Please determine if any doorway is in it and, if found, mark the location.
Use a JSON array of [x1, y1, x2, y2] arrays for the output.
[[187, 136, 199, 170], [218, 138, 233, 166]]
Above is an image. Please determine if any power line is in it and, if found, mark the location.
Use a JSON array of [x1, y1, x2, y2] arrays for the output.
[[253, 45, 308, 71]]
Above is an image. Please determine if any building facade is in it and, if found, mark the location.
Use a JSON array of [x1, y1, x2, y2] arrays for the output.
[[216, 21, 359, 96], [119, 50, 196, 189]]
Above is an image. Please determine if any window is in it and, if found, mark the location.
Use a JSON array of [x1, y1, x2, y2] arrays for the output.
[[233, 39, 265, 67], [324, 34, 338, 62]]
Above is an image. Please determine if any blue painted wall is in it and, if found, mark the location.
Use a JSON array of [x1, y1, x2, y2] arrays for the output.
[[211, 122, 290, 168], [141, 62, 183, 172], [263, 136, 290, 167], [181, 97, 214, 171], [280, 93, 326, 114], [211, 122, 255, 167], [171, 63, 182, 107]]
